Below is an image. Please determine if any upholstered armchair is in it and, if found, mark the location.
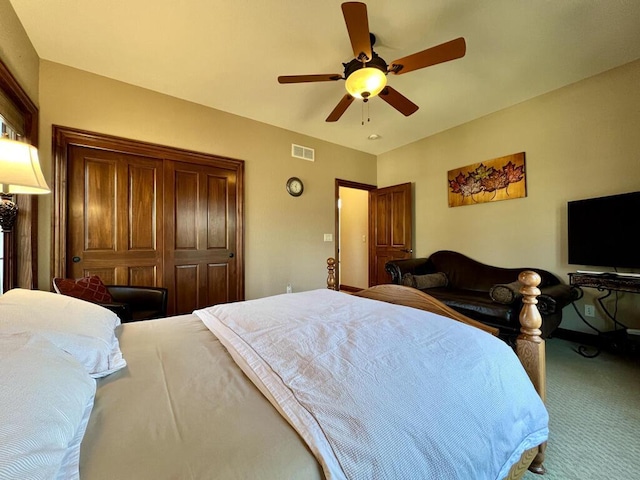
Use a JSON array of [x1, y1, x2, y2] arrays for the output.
[[53, 276, 168, 322], [103, 285, 168, 322]]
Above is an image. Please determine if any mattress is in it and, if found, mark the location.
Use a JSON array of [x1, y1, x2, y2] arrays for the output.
[[79, 314, 322, 480]]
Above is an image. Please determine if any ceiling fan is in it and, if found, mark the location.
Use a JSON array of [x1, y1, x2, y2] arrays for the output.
[[277, 2, 466, 122]]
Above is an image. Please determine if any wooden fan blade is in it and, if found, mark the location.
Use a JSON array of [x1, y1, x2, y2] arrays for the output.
[[326, 94, 355, 122], [378, 86, 419, 116], [389, 37, 466, 75], [342, 2, 372, 62], [278, 74, 343, 84]]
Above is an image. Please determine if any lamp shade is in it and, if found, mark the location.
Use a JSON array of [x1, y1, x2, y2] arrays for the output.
[[0, 137, 50, 194], [345, 67, 387, 100]]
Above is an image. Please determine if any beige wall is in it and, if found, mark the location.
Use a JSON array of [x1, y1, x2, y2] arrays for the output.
[[339, 187, 369, 289], [0, 0, 39, 104], [378, 59, 640, 332], [37, 61, 376, 298]]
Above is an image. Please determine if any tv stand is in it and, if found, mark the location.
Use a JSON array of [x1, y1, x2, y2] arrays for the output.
[[568, 272, 640, 357], [569, 272, 640, 294], [576, 269, 640, 278]]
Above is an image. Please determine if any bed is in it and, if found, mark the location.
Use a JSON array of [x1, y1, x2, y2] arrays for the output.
[[0, 259, 548, 480]]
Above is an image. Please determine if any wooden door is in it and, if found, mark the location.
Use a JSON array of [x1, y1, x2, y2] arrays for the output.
[[55, 126, 245, 317], [164, 160, 241, 315], [369, 182, 413, 286], [67, 146, 163, 285]]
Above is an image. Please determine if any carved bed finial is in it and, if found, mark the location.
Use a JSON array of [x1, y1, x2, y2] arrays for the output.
[[518, 270, 543, 343], [327, 257, 336, 290]]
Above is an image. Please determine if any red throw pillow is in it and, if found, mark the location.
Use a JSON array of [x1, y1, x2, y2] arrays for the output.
[[53, 275, 113, 303]]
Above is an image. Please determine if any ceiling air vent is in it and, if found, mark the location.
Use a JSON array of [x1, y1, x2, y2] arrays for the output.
[[291, 144, 315, 162]]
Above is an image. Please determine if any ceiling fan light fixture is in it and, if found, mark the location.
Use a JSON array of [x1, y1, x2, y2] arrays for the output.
[[345, 67, 387, 100], [278, 3, 466, 122]]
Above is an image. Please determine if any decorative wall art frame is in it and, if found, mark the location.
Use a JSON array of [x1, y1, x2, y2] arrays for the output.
[[447, 152, 526, 207]]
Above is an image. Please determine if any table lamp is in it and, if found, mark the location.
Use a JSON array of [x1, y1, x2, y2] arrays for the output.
[[0, 137, 50, 232]]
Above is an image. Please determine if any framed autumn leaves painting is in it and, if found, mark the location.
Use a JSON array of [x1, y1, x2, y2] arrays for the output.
[[447, 152, 526, 207]]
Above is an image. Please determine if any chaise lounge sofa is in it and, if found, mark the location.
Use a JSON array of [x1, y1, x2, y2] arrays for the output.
[[385, 250, 582, 339]]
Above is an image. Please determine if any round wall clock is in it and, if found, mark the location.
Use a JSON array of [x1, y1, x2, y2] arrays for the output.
[[286, 177, 304, 197]]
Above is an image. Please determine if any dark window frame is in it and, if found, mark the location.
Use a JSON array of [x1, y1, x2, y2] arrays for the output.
[[0, 58, 39, 292]]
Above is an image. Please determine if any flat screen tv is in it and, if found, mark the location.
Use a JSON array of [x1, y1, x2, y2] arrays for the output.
[[567, 191, 640, 269]]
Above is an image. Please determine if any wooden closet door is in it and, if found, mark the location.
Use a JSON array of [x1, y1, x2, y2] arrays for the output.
[[67, 146, 163, 285], [164, 160, 240, 315]]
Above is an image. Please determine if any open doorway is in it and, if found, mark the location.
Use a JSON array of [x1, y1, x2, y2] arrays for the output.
[[335, 180, 414, 290], [335, 179, 375, 291]]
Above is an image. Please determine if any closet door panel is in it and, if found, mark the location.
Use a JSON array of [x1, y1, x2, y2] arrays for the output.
[[174, 171, 199, 250], [207, 176, 228, 249], [67, 146, 163, 285], [174, 264, 199, 314], [128, 164, 158, 251], [83, 158, 116, 251], [165, 160, 240, 314], [207, 263, 229, 306]]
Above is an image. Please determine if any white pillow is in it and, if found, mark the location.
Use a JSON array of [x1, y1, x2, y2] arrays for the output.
[[0, 289, 126, 378], [0, 332, 96, 480]]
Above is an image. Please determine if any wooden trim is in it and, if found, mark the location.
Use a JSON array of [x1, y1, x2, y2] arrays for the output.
[[335, 179, 378, 190], [51, 127, 68, 284], [235, 161, 245, 302], [51, 126, 245, 301], [0, 59, 39, 145], [351, 283, 500, 335], [51, 126, 241, 168], [338, 284, 362, 293], [0, 58, 39, 291], [334, 178, 376, 290]]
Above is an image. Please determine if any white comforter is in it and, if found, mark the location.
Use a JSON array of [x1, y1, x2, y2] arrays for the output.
[[195, 289, 548, 480]]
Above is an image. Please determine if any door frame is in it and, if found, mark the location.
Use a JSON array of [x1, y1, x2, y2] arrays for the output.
[[51, 126, 244, 297], [334, 178, 376, 291]]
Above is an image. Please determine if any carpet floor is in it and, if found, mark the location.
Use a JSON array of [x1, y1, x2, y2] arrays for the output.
[[522, 338, 640, 480]]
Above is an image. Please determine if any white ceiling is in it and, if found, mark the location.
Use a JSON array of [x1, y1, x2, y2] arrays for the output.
[[9, 0, 640, 155]]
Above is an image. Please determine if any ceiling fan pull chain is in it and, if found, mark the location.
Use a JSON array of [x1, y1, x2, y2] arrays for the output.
[[360, 98, 371, 126]]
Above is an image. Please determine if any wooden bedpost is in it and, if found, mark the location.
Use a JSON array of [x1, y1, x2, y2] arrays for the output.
[[516, 270, 547, 475], [327, 257, 337, 290]]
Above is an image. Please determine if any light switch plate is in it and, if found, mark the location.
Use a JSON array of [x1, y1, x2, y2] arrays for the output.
[[324, 233, 333, 242]]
